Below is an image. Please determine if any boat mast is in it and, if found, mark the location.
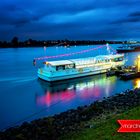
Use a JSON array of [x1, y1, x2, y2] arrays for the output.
[[106, 43, 111, 55]]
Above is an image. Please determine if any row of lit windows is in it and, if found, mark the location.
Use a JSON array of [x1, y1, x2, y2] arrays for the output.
[[76, 63, 110, 68], [56, 64, 75, 71], [74, 57, 123, 65]]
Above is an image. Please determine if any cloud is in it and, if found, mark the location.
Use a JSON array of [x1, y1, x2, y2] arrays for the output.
[[129, 11, 140, 17], [112, 10, 140, 24], [112, 18, 140, 24], [0, 0, 140, 40]]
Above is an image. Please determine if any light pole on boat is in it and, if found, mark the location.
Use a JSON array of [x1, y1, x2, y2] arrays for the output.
[[106, 43, 111, 55]]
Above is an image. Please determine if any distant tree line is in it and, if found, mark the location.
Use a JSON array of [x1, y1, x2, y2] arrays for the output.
[[0, 37, 126, 48]]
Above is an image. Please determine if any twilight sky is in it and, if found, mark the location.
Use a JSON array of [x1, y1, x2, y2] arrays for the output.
[[0, 0, 140, 41]]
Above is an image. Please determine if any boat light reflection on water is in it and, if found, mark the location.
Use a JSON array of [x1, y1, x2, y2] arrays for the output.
[[36, 74, 117, 107]]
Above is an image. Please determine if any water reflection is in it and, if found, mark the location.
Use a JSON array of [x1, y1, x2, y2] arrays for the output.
[[134, 78, 140, 88], [36, 74, 117, 107]]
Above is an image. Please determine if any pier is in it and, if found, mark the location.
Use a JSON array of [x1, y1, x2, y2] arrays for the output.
[[120, 72, 140, 80], [107, 56, 140, 81]]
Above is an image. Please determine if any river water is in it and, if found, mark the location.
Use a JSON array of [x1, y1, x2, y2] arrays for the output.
[[0, 44, 140, 130]]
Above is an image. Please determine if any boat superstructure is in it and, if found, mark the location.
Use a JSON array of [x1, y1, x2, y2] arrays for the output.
[[38, 54, 125, 82]]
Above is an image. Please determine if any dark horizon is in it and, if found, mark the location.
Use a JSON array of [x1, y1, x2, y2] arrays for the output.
[[0, 38, 131, 43], [0, 0, 140, 41]]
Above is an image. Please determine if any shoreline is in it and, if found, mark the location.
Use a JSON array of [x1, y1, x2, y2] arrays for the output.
[[0, 88, 140, 139], [0, 43, 121, 49]]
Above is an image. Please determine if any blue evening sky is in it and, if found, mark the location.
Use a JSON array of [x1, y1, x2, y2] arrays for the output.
[[0, 0, 140, 41]]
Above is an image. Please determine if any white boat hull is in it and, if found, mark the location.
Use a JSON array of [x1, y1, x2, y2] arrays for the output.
[[38, 69, 107, 82]]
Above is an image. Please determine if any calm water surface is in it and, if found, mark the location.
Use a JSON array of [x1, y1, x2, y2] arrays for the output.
[[0, 45, 140, 130]]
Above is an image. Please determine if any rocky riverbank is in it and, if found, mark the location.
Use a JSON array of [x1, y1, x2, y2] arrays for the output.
[[0, 88, 140, 140]]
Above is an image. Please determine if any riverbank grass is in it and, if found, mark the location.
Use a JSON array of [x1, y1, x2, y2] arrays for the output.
[[61, 106, 140, 140]]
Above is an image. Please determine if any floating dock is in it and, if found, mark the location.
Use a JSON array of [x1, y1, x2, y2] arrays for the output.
[[120, 72, 140, 80], [107, 55, 140, 80]]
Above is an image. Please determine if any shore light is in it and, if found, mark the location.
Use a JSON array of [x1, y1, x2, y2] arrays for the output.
[[136, 55, 140, 72]]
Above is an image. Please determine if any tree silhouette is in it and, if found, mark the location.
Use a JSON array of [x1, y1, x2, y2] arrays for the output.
[[11, 36, 19, 47]]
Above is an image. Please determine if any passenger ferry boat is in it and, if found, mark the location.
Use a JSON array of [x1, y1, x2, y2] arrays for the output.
[[38, 54, 125, 82]]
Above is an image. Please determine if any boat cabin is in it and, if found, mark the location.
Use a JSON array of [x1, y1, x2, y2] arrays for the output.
[[109, 55, 124, 62], [44, 60, 75, 71], [43, 54, 124, 71]]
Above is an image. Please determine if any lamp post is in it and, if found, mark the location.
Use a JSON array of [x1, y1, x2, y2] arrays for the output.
[[136, 56, 140, 72]]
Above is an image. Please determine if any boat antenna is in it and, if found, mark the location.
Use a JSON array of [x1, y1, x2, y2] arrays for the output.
[[106, 43, 111, 54], [106, 43, 117, 54]]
